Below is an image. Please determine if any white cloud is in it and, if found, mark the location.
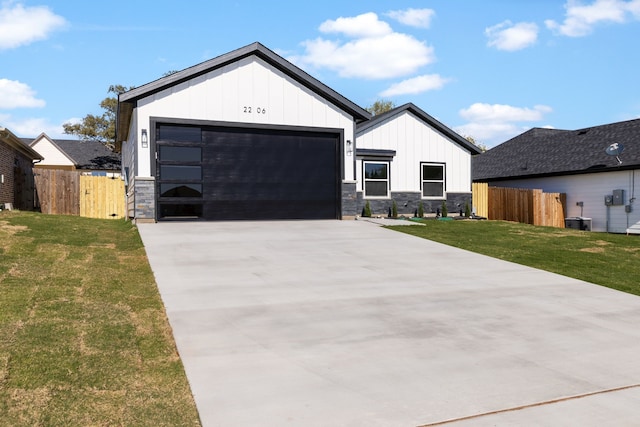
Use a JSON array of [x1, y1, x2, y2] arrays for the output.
[[0, 2, 66, 50], [486, 21, 539, 51], [319, 12, 392, 38], [0, 79, 46, 109], [380, 74, 450, 97], [386, 8, 435, 29], [457, 103, 553, 147], [460, 103, 552, 122], [545, 0, 640, 37], [628, 0, 640, 17], [0, 113, 67, 138], [292, 12, 435, 80], [63, 117, 82, 126], [455, 122, 524, 145]]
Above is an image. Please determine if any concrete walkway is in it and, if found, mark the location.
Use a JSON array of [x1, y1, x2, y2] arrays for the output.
[[137, 220, 640, 426]]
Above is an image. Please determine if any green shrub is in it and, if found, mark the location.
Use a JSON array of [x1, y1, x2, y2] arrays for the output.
[[418, 202, 424, 218], [465, 201, 471, 217], [363, 201, 372, 217], [391, 200, 398, 218], [441, 201, 448, 217]]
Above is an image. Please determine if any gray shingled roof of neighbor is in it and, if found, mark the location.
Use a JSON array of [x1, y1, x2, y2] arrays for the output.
[[356, 102, 483, 155], [21, 137, 121, 170], [472, 118, 640, 181]]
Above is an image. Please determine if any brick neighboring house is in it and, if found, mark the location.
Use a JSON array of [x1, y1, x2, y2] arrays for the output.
[[0, 127, 43, 210]]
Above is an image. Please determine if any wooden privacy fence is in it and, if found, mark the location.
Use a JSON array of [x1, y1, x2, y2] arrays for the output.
[[34, 169, 125, 219], [473, 183, 566, 228]]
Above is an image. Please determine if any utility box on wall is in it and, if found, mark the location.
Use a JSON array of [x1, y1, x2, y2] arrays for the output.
[[613, 189, 624, 205]]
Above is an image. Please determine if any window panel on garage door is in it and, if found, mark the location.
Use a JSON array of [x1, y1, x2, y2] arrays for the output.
[[156, 125, 204, 219]]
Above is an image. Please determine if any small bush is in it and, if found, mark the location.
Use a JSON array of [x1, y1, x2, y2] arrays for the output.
[[418, 202, 424, 218], [441, 201, 448, 218], [363, 201, 372, 217], [465, 201, 471, 217], [391, 201, 398, 218]]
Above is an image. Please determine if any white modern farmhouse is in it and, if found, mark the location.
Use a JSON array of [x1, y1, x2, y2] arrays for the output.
[[116, 42, 479, 221]]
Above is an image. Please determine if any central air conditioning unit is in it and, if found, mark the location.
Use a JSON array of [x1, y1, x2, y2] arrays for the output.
[[564, 217, 592, 231]]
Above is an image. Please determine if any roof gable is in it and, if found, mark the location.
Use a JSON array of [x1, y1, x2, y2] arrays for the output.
[[30, 133, 120, 170], [116, 42, 371, 148], [356, 103, 481, 154], [30, 133, 76, 166], [473, 119, 640, 181]]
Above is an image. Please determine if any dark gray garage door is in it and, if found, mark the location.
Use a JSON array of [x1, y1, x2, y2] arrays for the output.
[[156, 124, 341, 220]]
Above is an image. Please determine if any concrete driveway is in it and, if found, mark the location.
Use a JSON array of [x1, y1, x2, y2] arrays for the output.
[[137, 220, 640, 426]]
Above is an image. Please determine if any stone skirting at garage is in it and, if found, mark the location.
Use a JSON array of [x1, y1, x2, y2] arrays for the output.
[[341, 181, 358, 219], [357, 191, 473, 217], [134, 177, 156, 221]]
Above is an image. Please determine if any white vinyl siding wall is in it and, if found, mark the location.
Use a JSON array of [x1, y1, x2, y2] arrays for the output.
[[134, 56, 355, 178], [490, 169, 640, 233], [355, 111, 472, 194]]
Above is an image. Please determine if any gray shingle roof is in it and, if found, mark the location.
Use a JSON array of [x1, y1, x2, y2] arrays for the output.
[[22, 137, 121, 170], [473, 118, 640, 181], [53, 139, 121, 170]]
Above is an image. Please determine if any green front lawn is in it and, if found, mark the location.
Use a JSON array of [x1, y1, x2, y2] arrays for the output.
[[389, 219, 640, 296], [0, 211, 200, 426]]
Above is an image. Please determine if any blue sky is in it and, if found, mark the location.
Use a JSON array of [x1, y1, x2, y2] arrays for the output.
[[1, 0, 640, 148]]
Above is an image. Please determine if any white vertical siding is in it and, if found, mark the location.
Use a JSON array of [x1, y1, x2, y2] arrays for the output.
[[491, 169, 640, 233], [355, 111, 472, 194], [134, 56, 355, 179]]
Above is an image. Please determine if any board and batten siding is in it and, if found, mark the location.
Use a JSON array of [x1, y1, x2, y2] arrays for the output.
[[489, 169, 640, 233], [356, 110, 472, 194], [133, 56, 356, 178]]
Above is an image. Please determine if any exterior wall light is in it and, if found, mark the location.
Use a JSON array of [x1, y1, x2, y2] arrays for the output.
[[141, 129, 148, 148], [346, 139, 353, 156]]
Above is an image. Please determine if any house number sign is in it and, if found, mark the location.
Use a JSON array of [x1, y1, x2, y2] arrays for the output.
[[243, 106, 267, 114]]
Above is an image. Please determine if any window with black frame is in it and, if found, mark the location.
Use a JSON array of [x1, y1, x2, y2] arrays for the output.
[[363, 161, 389, 198], [421, 163, 445, 198]]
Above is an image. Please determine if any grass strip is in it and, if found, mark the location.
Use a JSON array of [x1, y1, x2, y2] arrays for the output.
[[0, 211, 200, 426], [389, 219, 640, 296]]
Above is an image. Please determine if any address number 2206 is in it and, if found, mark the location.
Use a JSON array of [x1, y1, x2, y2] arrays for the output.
[[243, 106, 266, 114]]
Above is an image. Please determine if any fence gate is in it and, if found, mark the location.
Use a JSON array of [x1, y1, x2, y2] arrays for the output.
[[472, 182, 488, 218], [80, 175, 125, 219]]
